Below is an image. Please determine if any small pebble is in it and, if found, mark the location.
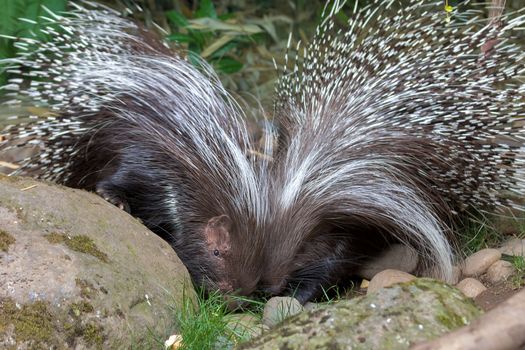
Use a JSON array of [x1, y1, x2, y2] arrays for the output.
[[358, 244, 419, 280], [486, 260, 515, 284], [367, 269, 416, 294], [262, 297, 303, 327], [456, 278, 487, 298], [499, 238, 525, 257], [360, 279, 370, 289], [462, 248, 501, 277], [303, 302, 321, 312]]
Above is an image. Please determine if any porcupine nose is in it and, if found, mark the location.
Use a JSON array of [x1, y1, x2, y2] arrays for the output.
[[218, 281, 233, 293]]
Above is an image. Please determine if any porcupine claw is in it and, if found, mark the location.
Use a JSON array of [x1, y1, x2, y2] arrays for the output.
[[96, 185, 131, 213]]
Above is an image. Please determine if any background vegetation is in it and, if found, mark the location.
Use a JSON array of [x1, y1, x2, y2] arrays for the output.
[[0, 0, 356, 112]]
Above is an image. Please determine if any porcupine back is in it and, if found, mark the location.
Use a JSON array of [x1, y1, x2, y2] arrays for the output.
[[0, 2, 268, 291], [263, 0, 525, 298]]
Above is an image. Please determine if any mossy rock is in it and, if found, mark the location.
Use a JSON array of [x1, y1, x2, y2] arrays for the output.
[[239, 279, 482, 350], [0, 175, 195, 349]]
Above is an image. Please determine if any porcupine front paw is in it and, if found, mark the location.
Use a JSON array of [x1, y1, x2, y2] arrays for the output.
[[96, 185, 130, 212]]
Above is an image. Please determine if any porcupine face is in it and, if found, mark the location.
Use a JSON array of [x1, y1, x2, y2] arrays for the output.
[[201, 215, 264, 302]]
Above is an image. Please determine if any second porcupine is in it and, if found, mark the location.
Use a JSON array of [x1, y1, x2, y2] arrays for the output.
[[0, 0, 524, 304], [264, 0, 525, 301]]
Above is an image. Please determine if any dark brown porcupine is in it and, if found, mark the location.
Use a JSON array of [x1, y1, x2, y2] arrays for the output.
[[264, 0, 525, 302], [0, 2, 266, 295], [1, 0, 524, 304]]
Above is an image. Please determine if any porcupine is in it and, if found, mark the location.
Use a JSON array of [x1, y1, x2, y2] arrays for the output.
[[0, 1, 269, 294], [263, 0, 525, 302], [1, 0, 524, 304]]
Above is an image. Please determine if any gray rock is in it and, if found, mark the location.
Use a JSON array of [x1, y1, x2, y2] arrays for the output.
[[303, 302, 322, 312], [462, 249, 501, 277], [486, 260, 515, 284], [238, 279, 481, 350], [262, 297, 303, 327], [225, 314, 265, 340], [456, 278, 487, 298], [359, 244, 419, 279], [367, 269, 416, 294], [499, 238, 525, 257], [0, 176, 195, 349]]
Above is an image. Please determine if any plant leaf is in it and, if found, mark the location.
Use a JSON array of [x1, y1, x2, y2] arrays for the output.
[[200, 34, 236, 58], [166, 10, 189, 28], [213, 57, 243, 74], [195, 0, 217, 19], [166, 33, 193, 43], [188, 18, 263, 35]]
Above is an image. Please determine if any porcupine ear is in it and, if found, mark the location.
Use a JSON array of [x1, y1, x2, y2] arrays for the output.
[[204, 215, 232, 252]]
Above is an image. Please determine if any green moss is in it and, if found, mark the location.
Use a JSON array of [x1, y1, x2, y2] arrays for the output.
[[435, 312, 468, 329], [0, 298, 56, 347], [69, 301, 94, 317], [45, 233, 108, 262], [0, 230, 15, 252], [44, 232, 65, 244], [75, 278, 97, 299], [82, 323, 105, 349], [66, 235, 108, 262]]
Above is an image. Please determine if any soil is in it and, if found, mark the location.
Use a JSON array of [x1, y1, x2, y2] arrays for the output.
[[474, 279, 523, 311]]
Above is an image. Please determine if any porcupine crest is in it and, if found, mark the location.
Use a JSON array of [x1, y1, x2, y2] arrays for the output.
[[262, 0, 525, 297], [0, 1, 271, 293]]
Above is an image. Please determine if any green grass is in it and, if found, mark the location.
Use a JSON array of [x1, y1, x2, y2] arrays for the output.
[[503, 255, 525, 288], [457, 208, 525, 254], [459, 214, 503, 257], [173, 290, 264, 350]]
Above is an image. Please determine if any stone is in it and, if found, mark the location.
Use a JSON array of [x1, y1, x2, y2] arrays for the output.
[[225, 314, 265, 340], [238, 279, 482, 350], [367, 269, 416, 294], [303, 302, 321, 312], [499, 238, 525, 257], [0, 176, 195, 349], [456, 278, 487, 298], [462, 248, 501, 276], [486, 260, 515, 284], [262, 297, 303, 328], [358, 244, 419, 280]]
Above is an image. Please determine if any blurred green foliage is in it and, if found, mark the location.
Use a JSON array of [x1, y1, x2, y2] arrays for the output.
[[164, 0, 265, 74], [0, 0, 337, 106], [0, 0, 67, 84]]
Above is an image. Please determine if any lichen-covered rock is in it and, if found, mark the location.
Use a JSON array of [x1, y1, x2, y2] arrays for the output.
[[238, 279, 481, 350], [0, 175, 195, 349]]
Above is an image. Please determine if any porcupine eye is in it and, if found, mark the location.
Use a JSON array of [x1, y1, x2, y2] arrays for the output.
[[204, 215, 232, 260]]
